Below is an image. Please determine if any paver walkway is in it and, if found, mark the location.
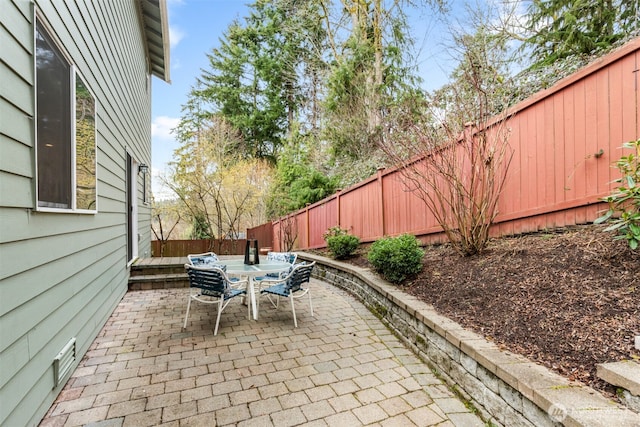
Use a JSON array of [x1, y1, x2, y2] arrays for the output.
[[40, 279, 484, 426]]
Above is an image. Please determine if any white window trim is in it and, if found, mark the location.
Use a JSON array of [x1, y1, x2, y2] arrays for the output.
[[127, 154, 141, 266]]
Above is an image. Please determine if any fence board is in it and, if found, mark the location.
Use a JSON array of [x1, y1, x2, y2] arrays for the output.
[[574, 79, 587, 205], [596, 68, 611, 195], [610, 61, 624, 186], [308, 197, 338, 248], [151, 239, 247, 257], [621, 54, 638, 143], [584, 74, 599, 205], [296, 211, 308, 249], [339, 177, 383, 241], [247, 223, 273, 250], [542, 98, 556, 210]]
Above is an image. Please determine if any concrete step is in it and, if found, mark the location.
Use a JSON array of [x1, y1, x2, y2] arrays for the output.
[[597, 360, 640, 411], [130, 265, 186, 276], [130, 257, 187, 277], [128, 273, 189, 291]]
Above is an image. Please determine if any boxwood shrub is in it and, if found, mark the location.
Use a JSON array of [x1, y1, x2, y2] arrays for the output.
[[368, 234, 424, 284], [326, 234, 360, 259]]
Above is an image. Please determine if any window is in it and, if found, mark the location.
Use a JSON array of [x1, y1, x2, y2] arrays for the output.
[[36, 20, 97, 212]]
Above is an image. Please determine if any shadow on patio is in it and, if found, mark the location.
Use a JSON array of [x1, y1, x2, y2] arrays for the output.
[[39, 278, 483, 426]]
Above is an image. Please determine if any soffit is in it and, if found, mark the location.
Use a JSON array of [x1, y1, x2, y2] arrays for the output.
[[138, 0, 170, 82]]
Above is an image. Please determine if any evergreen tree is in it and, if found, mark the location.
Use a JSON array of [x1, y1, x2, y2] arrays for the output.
[[192, 0, 327, 163], [189, 214, 212, 240], [266, 132, 338, 218], [525, 0, 640, 68], [323, 0, 423, 159]]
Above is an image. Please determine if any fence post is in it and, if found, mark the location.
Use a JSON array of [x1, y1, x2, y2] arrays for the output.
[[378, 167, 385, 238], [336, 189, 342, 229], [305, 204, 310, 249]]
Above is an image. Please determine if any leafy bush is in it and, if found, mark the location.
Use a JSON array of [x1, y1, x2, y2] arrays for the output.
[[367, 234, 424, 284], [326, 234, 360, 259], [324, 226, 360, 259], [594, 139, 640, 250]]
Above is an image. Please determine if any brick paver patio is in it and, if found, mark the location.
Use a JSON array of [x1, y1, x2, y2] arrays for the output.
[[39, 278, 484, 426]]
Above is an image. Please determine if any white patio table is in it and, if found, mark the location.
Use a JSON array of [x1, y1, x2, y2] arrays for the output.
[[215, 258, 291, 320]]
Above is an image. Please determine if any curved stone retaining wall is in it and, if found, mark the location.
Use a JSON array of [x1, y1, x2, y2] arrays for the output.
[[298, 253, 640, 427]]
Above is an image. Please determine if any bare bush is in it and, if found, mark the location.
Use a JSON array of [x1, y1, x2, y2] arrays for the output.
[[379, 25, 514, 256]]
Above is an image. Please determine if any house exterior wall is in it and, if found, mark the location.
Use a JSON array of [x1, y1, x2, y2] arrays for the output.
[[0, 1, 155, 425]]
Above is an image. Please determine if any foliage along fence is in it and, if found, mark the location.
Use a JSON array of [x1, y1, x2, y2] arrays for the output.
[[261, 37, 640, 251], [151, 239, 249, 257]]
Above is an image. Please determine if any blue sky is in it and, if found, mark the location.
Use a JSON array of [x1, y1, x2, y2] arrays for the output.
[[151, 0, 457, 199], [151, 0, 252, 198]]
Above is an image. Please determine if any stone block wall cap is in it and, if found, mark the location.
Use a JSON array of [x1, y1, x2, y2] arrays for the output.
[[565, 407, 640, 427], [596, 360, 640, 396], [533, 384, 623, 417], [445, 328, 485, 348]]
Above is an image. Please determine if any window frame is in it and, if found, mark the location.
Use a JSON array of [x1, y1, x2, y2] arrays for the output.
[[142, 171, 149, 205], [34, 15, 98, 214]]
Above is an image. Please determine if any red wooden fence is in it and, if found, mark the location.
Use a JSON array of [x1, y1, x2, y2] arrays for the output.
[[151, 239, 248, 257], [247, 222, 274, 250], [266, 37, 640, 251]]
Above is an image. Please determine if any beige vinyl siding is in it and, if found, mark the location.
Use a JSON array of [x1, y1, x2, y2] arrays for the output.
[[0, 133, 33, 178], [0, 60, 33, 115], [0, 8, 33, 78], [0, 4, 34, 209], [0, 173, 34, 207], [0, 217, 125, 281], [0, 0, 155, 424]]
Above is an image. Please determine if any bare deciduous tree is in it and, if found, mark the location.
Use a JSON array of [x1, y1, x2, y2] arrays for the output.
[[169, 115, 273, 247], [379, 23, 514, 256], [278, 214, 299, 251], [151, 198, 181, 256]]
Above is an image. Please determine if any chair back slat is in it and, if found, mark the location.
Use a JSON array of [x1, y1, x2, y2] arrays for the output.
[[185, 265, 229, 297], [285, 262, 315, 293]]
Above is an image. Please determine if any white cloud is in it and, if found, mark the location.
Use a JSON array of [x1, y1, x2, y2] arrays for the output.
[[169, 25, 185, 48], [152, 116, 180, 141]]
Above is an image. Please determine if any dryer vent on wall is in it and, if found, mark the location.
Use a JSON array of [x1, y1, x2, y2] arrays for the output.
[[53, 337, 76, 388]]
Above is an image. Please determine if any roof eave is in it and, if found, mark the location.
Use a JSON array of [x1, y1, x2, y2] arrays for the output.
[[139, 0, 171, 83]]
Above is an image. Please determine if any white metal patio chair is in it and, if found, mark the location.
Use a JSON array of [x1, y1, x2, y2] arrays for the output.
[[183, 264, 249, 335], [187, 252, 219, 267], [188, 251, 242, 282], [254, 252, 298, 282], [257, 261, 316, 327]]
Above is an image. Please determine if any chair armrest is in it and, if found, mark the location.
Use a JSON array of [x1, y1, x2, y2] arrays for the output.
[[256, 277, 285, 292], [228, 278, 249, 289]]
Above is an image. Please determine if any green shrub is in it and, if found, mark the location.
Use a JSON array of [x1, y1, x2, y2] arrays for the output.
[[368, 234, 424, 284], [326, 234, 360, 259], [594, 139, 640, 250]]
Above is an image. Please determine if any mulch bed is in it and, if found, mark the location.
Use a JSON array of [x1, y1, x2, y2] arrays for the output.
[[316, 225, 640, 398]]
